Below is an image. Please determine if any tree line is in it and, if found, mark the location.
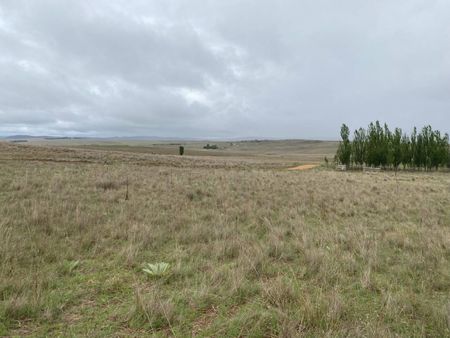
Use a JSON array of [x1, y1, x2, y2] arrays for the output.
[[336, 121, 450, 170]]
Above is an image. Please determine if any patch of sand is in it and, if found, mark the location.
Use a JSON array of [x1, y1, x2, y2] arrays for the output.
[[287, 164, 319, 171]]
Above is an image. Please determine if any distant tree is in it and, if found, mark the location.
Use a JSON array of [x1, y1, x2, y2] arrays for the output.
[[411, 127, 418, 169], [391, 128, 402, 171], [442, 133, 450, 168], [381, 123, 391, 168], [337, 124, 351, 167], [430, 129, 441, 170], [366, 121, 385, 167], [400, 134, 412, 169], [413, 128, 425, 169], [366, 122, 376, 167], [435, 132, 449, 169], [446, 136, 450, 169], [179, 146, 184, 156], [352, 128, 366, 168], [422, 125, 433, 170]]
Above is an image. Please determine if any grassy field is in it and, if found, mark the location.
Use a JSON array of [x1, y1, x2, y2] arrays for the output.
[[0, 141, 449, 337], [26, 138, 338, 164]]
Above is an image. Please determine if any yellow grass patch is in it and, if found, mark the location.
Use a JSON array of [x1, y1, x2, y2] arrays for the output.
[[287, 164, 319, 171]]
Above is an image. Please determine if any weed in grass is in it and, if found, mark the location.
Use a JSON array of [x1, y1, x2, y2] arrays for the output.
[[58, 260, 80, 276], [142, 263, 171, 277]]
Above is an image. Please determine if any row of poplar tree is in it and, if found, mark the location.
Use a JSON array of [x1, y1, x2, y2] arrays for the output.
[[336, 121, 450, 170]]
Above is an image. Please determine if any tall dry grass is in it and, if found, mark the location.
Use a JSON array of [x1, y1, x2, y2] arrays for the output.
[[0, 143, 449, 336]]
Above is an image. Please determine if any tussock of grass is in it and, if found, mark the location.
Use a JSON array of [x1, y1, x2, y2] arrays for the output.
[[95, 179, 119, 191], [0, 143, 449, 336]]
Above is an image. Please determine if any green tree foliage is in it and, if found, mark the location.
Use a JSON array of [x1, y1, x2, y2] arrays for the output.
[[337, 124, 351, 166], [366, 121, 387, 167], [446, 137, 450, 168], [352, 128, 366, 167], [400, 134, 412, 169], [391, 128, 402, 171], [415, 133, 425, 169], [335, 122, 449, 171], [382, 123, 391, 168], [442, 134, 450, 168], [204, 144, 218, 149]]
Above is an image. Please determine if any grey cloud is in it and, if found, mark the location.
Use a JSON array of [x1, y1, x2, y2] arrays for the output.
[[0, 0, 449, 138]]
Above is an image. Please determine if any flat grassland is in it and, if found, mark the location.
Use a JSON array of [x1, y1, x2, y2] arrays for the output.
[[0, 140, 449, 337]]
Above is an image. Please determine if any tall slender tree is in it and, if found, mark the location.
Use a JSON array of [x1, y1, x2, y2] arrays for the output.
[[352, 128, 366, 168], [337, 124, 352, 167], [400, 134, 412, 169], [414, 130, 424, 169], [392, 128, 402, 171], [366, 122, 377, 167], [383, 123, 392, 168], [335, 122, 449, 171]]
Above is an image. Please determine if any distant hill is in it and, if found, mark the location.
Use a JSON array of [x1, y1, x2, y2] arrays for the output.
[[5, 135, 41, 139], [1, 135, 339, 142], [1, 135, 199, 141]]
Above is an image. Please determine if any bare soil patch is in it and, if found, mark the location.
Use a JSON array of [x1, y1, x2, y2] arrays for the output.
[[287, 164, 319, 171]]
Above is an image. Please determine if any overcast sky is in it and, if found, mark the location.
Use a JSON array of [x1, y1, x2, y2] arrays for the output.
[[0, 1, 449, 139]]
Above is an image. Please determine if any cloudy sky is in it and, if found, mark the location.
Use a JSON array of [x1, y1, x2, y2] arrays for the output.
[[0, 0, 449, 139]]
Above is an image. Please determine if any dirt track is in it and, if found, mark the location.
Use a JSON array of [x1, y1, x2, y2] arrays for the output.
[[287, 164, 319, 171]]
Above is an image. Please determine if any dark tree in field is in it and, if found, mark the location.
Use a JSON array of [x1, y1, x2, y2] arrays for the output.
[[179, 146, 185, 156]]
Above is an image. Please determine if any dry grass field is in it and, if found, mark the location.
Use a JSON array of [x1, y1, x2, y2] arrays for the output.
[[0, 141, 449, 337], [27, 138, 338, 164]]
